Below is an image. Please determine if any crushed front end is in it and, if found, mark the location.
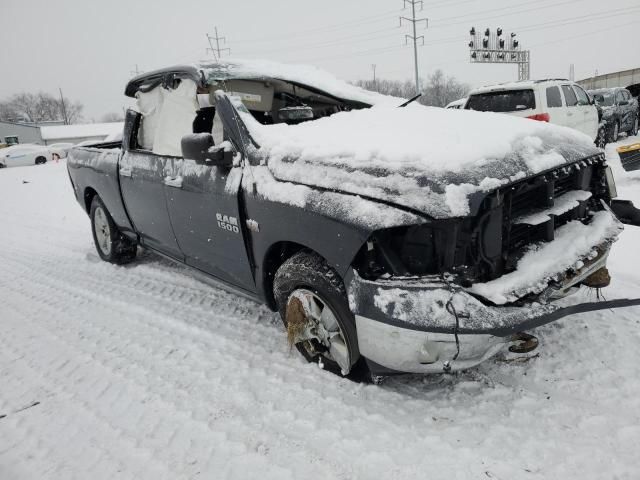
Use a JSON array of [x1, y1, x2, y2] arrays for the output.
[[348, 153, 640, 374]]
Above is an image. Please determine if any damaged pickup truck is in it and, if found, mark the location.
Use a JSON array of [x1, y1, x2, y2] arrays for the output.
[[67, 59, 640, 379]]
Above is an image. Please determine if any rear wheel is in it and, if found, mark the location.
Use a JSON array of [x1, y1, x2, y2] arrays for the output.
[[273, 251, 368, 380], [35, 156, 47, 165], [630, 117, 639, 137], [90, 196, 137, 264]]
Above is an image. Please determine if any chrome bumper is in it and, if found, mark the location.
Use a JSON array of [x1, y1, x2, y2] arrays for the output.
[[356, 315, 509, 374], [347, 242, 640, 375]]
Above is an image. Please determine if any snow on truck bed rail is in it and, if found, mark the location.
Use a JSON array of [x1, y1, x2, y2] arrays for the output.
[[244, 104, 600, 218]]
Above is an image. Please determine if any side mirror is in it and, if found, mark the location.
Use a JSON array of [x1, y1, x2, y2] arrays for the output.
[[181, 133, 234, 167], [619, 100, 629, 106]]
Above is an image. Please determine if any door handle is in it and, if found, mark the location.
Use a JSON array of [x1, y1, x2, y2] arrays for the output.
[[566, 112, 574, 117], [119, 167, 132, 177], [164, 176, 183, 188]]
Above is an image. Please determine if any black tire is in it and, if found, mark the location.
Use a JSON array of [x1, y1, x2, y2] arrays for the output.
[[630, 116, 639, 137], [595, 126, 606, 149], [608, 121, 620, 143], [35, 156, 47, 165], [90, 195, 137, 264], [273, 251, 369, 380]]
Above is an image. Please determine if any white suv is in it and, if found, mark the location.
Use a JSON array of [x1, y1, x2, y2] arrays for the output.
[[465, 79, 600, 144]]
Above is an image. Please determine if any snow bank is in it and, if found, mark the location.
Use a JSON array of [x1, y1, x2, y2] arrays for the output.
[[244, 105, 599, 218]]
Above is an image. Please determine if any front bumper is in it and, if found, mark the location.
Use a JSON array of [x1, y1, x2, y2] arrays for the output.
[[347, 243, 640, 374]]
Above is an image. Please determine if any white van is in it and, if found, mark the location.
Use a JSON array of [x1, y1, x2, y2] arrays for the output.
[[465, 79, 600, 144]]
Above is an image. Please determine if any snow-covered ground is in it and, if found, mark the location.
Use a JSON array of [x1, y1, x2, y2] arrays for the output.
[[1, 137, 640, 480]]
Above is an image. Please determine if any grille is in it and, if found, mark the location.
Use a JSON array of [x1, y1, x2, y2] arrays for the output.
[[500, 155, 604, 271]]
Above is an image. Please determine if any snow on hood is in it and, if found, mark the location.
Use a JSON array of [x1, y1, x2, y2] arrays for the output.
[[200, 58, 398, 107], [244, 105, 601, 219]]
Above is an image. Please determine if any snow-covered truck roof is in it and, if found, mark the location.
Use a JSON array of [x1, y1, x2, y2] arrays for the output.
[[125, 59, 397, 107]]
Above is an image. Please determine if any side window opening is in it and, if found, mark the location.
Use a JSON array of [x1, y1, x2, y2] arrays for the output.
[[134, 79, 199, 156], [561, 85, 578, 107], [546, 86, 562, 108]]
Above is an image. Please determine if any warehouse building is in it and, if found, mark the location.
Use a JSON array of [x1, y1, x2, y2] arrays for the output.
[[0, 120, 123, 146]]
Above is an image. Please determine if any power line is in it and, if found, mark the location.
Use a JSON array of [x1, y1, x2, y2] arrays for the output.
[[232, 8, 403, 44], [400, 0, 428, 94], [206, 27, 230, 59]]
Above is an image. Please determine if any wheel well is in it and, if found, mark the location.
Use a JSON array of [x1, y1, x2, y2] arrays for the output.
[[262, 241, 315, 310], [84, 187, 98, 213]]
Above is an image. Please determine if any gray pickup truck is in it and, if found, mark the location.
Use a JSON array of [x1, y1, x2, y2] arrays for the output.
[[67, 60, 640, 380]]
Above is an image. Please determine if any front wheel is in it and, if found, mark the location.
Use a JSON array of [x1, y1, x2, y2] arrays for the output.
[[90, 196, 137, 264], [609, 121, 620, 143], [35, 156, 47, 165], [595, 126, 606, 149], [273, 251, 368, 380]]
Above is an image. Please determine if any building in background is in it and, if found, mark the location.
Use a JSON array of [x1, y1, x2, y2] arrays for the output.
[[0, 121, 123, 146]]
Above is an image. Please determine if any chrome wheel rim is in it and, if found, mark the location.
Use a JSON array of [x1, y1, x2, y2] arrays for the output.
[[286, 289, 351, 374], [94, 206, 112, 256]]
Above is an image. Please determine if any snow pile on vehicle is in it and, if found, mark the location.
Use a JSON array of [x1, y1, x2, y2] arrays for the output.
[[200, 58, 397, 106], [243, 165, 425, 229], [243, 105, 600, 218], [469, 209, 623, 304]]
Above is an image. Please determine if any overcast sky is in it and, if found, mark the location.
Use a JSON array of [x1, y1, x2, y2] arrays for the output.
[[2, 0, 638, 121]]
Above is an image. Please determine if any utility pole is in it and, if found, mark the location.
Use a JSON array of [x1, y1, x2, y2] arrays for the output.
[[569, 63, 575, 81], [400, 0, 428, 95], [130, 64, 143, 77], [206, 27, 230, 59], [371, 64, 377, 91], [58, 88, 69, 125]]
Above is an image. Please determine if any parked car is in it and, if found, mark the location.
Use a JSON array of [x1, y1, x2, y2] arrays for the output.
[[588, 88, 639, 142], [67, 60, 640, 379], [48, 142, 75, 160], [465, 79, 603, 146], [445, 98, 467, 109], [0, 144, 52, 168]]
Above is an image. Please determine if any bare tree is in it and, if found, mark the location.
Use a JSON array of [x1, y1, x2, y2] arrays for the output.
[[101, 112, 124, 123], [422, 69, 469, 107], [354, 70, 469, 107], [0, 92, 84, 123]]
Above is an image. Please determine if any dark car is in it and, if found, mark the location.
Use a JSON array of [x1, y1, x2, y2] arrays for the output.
[[589, 87, 639, 142], [66, 60, 640, 380]]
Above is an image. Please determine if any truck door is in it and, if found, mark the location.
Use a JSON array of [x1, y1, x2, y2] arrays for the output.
[[561, 85, 582, 134], [119, 149, 183, 260], [573, 85, 598, 141], [164, 157, 256, 292], [617, 90, 632, 131]]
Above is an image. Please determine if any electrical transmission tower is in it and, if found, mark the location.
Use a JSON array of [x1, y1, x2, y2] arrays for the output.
[[206, 27, 230, 59], [400, 0, 428, 94]]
